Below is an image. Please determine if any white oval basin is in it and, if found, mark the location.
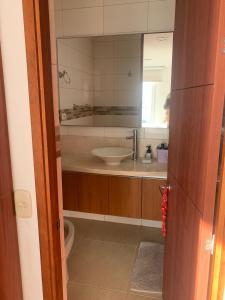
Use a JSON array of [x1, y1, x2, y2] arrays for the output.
[[91, 147, 133, 166]]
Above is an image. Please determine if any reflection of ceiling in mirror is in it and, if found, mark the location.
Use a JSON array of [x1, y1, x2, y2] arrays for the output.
[[143, 33, 173, 69]]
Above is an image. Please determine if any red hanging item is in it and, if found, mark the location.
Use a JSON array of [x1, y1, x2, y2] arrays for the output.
[[161, 186, 169, 237]]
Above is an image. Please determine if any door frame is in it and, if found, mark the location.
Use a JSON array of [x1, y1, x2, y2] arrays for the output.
[[209, 133, 225, 300], [22, 1, 65, 300], [208, 0, 225, 298], [21, 0, 225, 300]]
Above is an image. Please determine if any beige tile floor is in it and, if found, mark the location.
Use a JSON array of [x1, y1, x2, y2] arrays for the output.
[[66, 218, 164, 300]]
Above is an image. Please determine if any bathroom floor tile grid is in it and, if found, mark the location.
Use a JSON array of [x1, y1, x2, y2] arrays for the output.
[[67, 217, 164, 300]]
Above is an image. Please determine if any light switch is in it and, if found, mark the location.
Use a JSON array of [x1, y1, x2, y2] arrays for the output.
[[14, 190, 32, 218]]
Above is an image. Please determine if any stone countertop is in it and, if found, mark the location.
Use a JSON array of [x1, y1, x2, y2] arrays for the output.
[[62, 154, 167, 179]]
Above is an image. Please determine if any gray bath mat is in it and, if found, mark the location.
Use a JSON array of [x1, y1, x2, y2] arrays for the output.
[[130, 241, 164, 295]]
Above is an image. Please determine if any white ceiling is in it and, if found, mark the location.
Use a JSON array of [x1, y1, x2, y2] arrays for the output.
[[143, 32, 173, 69]]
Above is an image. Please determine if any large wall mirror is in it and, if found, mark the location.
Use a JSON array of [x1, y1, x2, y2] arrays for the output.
[[57, 32, 173, 128]]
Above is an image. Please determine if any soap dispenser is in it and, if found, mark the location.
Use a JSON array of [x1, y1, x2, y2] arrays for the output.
[[142, 145, 152, 164]]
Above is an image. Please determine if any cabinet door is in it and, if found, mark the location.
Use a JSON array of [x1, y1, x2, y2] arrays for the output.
[[109, 176, 141, 218], [77, 173, 109, 214], [142, 178, 166, 221], [62, 171, 79, 211], [172, 0, 220, 90]]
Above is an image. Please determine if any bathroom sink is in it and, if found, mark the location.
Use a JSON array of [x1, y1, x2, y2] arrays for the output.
[[91, 147, 133, 166]]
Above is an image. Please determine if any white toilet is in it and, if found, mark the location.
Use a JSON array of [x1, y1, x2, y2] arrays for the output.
[[64, 219, 75, 281]]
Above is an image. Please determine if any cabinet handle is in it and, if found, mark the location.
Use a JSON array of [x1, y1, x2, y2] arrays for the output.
[[159, 184, 171, 195]]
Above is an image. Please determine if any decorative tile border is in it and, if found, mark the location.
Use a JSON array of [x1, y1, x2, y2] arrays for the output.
[[60, 104, 93, 121], [59, 105, 140, 121], [94, 106, 140, 116]]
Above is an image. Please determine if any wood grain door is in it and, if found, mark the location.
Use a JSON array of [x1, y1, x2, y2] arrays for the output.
[[163, 0, 225, 299], [0, 49, 23, 299]]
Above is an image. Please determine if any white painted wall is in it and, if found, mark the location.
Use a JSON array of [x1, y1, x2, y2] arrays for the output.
[[0, 1, 43, 300]]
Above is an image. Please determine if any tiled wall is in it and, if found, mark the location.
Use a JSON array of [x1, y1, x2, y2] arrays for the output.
[[60, 126, 169, 158], [54, 0, 176, 37], [93, 34, 142, 127], [58, 38, 94, 125], [58, 35, 142, 127], [54, 0, 173, 154]]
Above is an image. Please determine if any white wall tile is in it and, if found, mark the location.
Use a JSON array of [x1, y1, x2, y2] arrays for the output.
[[115, 89, 141, 106], [148, 0, 175, 32], [114, 115, 140, 127], [54, 10, 63, 37], [115, 58, 140, 75], [82, 73, 94, 91], [104, 127, 144, 138], [59, 88, 77, 108], [66, 126, 105, 136], [115, 38, 141, 58], [62, 0, 103, 9], [94, 75, 114, 91], [57, 41, 72, 66], [104, 127, 131, 137], [115, 74, 140, 91], [144, 128, 169, 139], [63, 7, 103, 36], [58, 33, 95, 117], [94, 41, 114, 58], [94, 58, 114, 75], [104, 0, 145, 5], [55, 0, 175, 138], [76, 38, 93, 55], [54, 0, 62, 10], [55, 0, 176, 36], [60, 126, 69, 135], [60, 88, 94, 108], [94, 90, 114, 106], [104, 2, 148, 34]]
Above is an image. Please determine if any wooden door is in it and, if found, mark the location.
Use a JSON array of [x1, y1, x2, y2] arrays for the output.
[[109, 176, 141, 218], [163, 0, 225, 299], [142, 178, 166, 221], [0, 49, 23, 299], [22, 0, 67, 299]]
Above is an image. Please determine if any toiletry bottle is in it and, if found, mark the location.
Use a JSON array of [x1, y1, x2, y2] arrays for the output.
[[145, 145, 152, 162], [157, 143, 168, 163]]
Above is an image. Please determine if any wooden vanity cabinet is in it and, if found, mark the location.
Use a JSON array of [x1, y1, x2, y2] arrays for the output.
[[62, 171, 108, 214], [77, 172, 108, 214], [109, 176, 142, 218], [62, 171, 79, 211], [142, 178, 166, 221], [62, 171, 165, 221]]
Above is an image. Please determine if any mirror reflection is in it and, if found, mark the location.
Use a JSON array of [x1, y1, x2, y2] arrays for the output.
[[142, 33, 173, 128], [57, 33, 173, 128]]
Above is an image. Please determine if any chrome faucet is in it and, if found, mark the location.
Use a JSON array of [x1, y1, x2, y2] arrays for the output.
[[126, 129, 138, 160]]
